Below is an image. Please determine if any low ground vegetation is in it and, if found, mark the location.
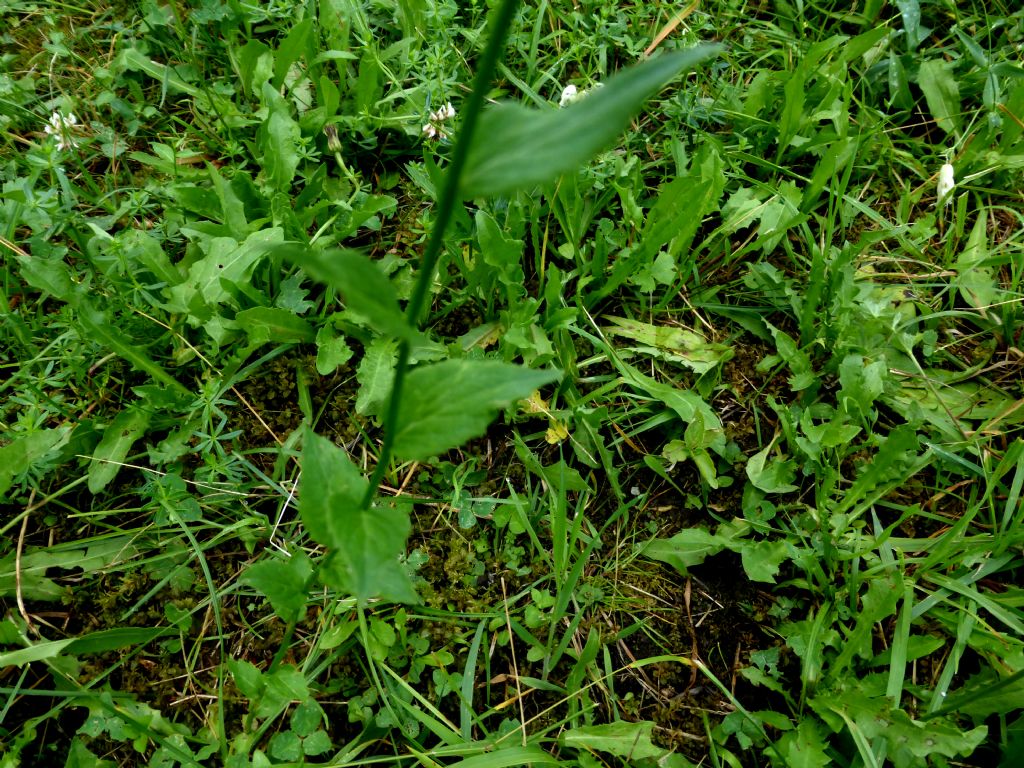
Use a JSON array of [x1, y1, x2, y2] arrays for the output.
[[1, 1, 1023, 766]]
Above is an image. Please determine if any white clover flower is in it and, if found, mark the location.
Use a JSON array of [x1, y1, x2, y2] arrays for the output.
[[437, 102, 455, 121], [422, 101, 456, 140], [43, 111, 80, 151], [937, 162, 955, 207], [559, 84, 578, 107]]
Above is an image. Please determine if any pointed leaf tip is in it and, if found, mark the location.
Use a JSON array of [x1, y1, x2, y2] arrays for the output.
[[460, 45, 722, 199]]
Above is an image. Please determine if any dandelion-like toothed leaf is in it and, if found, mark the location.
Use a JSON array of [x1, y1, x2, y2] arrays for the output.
[[459, 45, 721, 199]]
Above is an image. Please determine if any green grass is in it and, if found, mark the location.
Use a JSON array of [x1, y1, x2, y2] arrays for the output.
[[2, 0, 1024, 766]]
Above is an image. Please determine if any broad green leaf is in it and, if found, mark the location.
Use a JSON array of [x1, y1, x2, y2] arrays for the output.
[[290, 699, 323, 738], [338, 194, 398, 238], [169, 228, 283, 310], [476, 209, 526, 300], [638, 174, 716, 261], [663, 410, 722, 489], [950, 670, 1024, 718], [813, 688, 986, 766], [16, 254, 76, 301], [274, 245, 418, 342], [0, 550, 65, 601], [630, 250, 677, 293], [65, 738, 116, 768], [354, 52, 381, 114], [722, 186, 763, 231], [887, 371, 1024, 440], [276, 273, 315, 313], [604, 316, 733, 375], [237, 39, 273, 96], [207, 162, 252, 239], [88, 406, 152, 494], [392, 360, 558, 461], [65, 627, 167, 655], [0, 627, 165, 667], [758, 181, 805, 254], [739, 539, 789, 583], [831, 572, 902, 675], [269, 732, 302, 762], [260, 85, 301, 191], [299, 429, 367, 545], [0, 427, 71, 498], [0, 538, 137, 601], [766, 322, 815, 391], [236, 307, 315, 345], [800, 410, 862, 451], [315, 325, 354, 375], [117, 229, 181, 286], [955, 215, 998, 314], [777, 65, 806, 155], [745, 444, 799, 494], [241, 551, 314, 625], [643, 528, 726, 573], [300, 429, 417, 604], [256, 664, 309, 719], [917, 59, 961, 135], [460, 45, 721, 199], [838, 355, 888, 420], [774, 720, 831, 768], [273, 17, 314, 89], [896, 0, 924, 49], [356, 337, 398, 416], [301, 730, 332, 757], [888, 51, 914, 109], [228, 658, 265, 701], [560, 721, 668, 760]]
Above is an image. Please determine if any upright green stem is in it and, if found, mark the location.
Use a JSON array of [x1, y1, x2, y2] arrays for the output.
[[360, 0, 522, 508]]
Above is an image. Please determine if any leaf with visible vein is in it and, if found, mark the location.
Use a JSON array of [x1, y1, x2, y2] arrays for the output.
[[88, 407, 151, 494], [275, 245, 419, 342], [460, 45, 721, 199], [300, 429, 417, 605], [393, 360, 558, 461]]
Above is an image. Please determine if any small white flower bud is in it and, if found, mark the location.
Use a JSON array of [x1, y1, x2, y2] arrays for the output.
[[937, 163, 955, 207]]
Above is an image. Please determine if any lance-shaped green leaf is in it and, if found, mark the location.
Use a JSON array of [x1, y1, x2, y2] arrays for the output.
[[643, 527, 727, 573], [561, 721, 669, 761], [459, 45, 721, 199], [274, 245, 420, 342], [74, 299, 191, 396], [0, 627, 166, 667], [604, 315, 733, 375], [300, 429, 417, 605], [917, 58, 961, 135], [393, 360, 558, 461], [88, 406, 152, 494]]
